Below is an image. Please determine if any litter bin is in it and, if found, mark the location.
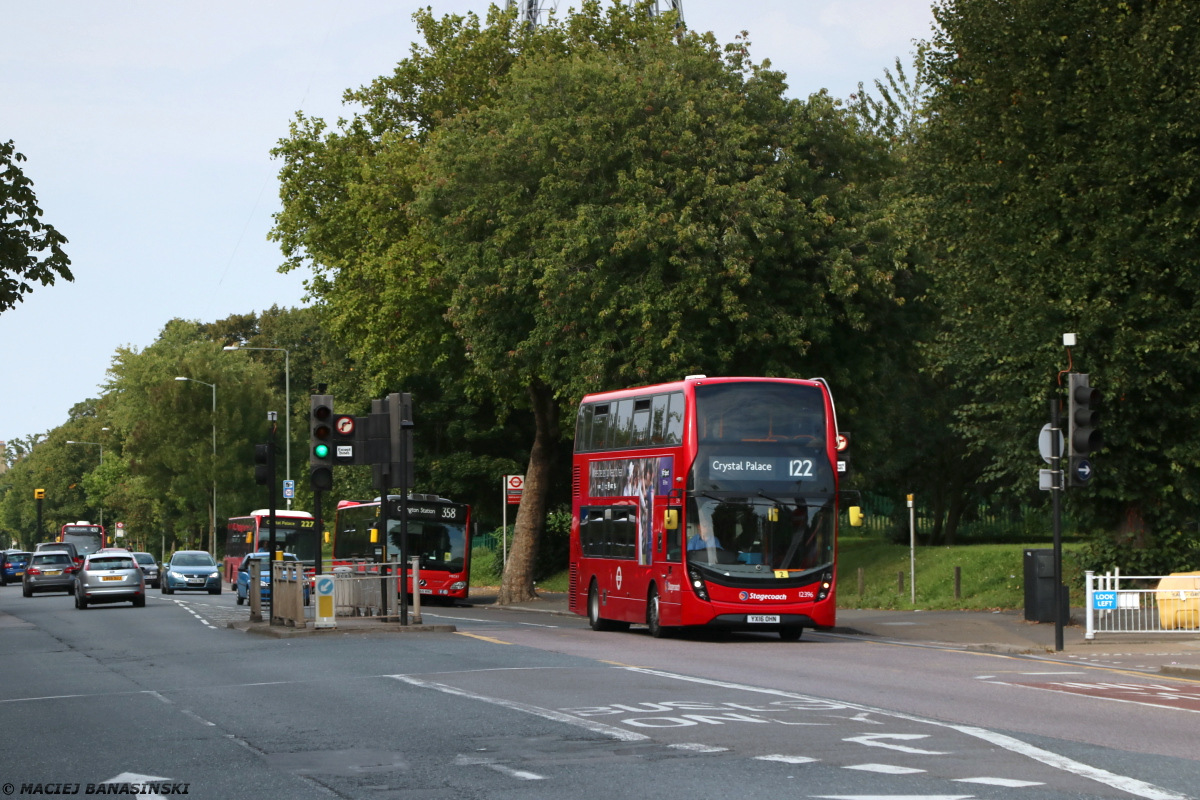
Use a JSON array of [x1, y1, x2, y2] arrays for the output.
[[1156, 572, 1200, 631], [1024, 548, 1068, 623]]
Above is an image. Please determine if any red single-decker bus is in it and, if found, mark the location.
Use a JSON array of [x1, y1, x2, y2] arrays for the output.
[[570, 376, 842, 640], [333, 495, 471, 603]]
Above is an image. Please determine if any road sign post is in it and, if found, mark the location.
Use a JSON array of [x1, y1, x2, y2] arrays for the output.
[[502, 475, 524, 570]]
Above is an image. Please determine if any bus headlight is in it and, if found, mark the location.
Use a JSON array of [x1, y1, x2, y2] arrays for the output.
[[817, 571, 833, 601], [449, 581, 466, 591], [687, 568, 709, 601]]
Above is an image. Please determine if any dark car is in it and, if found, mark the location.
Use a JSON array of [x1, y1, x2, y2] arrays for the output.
[[132, 552, 160, 588], [35, 541, 80, 568], [2, 550, 32, 586], [23, 551, 77, 596], [162, 551, 221, 594]]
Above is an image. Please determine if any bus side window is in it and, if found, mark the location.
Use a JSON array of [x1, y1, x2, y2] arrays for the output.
[[631, 398, 651, 446], [576, 404, 593, 452], [591, 404, 611, 450], [650, 394, 669, 444], [665, 392, 684, 444], [611, 399, 634, 447]]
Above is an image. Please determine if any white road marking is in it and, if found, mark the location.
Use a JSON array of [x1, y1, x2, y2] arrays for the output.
[[454, 755, 545, 780], [755, 754, 818, 764], [625, 667, 1191, 800], [180, 709, 216, 726], [844, 734, 949, 755], [390, 674, 649, 742], [812, 796, 974, 800], [145, 691, 172, 704], [668, 743, 728, 753], [100, 772, 170, 799], [973, 676, 995, 680], [1019, 672, 1085, 675], [844, 764, 926, 775], [955, 778, 1044, 787]]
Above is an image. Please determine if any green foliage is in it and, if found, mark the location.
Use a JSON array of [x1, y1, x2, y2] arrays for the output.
[[917, 0, 1200, 557], [0, 140, 72, 313]]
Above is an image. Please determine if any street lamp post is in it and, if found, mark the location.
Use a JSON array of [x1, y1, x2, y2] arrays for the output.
[[65, 440, 103, 527], [175, 377, 217, 557], [224, 346, 290, 509]]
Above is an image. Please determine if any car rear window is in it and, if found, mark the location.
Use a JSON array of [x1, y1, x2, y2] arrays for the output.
[[32, 554, 72, 565], [89, 557, 136, 570], [134, 554, 156, 565]]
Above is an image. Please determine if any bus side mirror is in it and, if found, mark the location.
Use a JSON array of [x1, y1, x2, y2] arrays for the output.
[[245, 533, 252, 544], [663, 509, 679, 530], [369, 528, 379, 543], [323, 531, 330, 544], [849, 506, 864, 527]]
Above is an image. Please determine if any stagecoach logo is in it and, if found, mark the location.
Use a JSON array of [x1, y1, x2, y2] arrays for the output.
[[739, 590, 787, 601], [615, 566, 623, 590]]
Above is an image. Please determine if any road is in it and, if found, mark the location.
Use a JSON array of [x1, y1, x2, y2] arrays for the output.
[[1, 583, 1197, 799]]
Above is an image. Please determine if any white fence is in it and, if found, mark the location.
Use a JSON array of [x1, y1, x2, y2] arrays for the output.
[[1085, 569, 1200, 639]]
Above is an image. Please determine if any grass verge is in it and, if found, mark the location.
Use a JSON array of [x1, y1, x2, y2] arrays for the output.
[[837, 537, 1084, 610]]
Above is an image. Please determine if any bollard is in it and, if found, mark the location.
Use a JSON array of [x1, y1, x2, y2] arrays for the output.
[[249, 558, 262, 623], [954, 566, 962, 600], [411, 556, 422, 625], [898, 571, 904, 594], [857, 567, 865, 596]]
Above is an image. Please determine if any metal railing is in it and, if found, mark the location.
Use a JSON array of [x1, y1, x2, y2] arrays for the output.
[[270, 560, 308, 627], [330, 561, 403, 619], [1085, 569, 1200, 639]]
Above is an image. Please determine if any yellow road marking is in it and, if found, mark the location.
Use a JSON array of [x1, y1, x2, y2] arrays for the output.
[[454, 632, 513, 646]]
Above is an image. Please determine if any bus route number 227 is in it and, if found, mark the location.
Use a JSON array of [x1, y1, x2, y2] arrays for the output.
[[788, 459, 814, 478]]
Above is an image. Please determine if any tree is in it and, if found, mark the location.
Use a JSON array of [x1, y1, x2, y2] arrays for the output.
[[1, 140, 72, 312], [916, 0, 1200, 564], [275, 3, 903, 602]]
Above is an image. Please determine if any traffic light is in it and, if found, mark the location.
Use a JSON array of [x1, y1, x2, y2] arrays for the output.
[[310, 394, 334, 491], [1067, 373, 1102, 487], [254, 444, 272, 486]]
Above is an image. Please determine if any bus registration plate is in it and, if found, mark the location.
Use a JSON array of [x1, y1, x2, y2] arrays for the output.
[[747, 614, 780, 624]]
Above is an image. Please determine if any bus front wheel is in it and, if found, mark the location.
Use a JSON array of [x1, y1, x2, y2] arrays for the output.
[[588, 583, 627, 632], [646, 587, 672, 638]]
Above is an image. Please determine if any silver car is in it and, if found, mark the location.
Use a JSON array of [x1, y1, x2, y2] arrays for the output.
[[75, 553, 146, 608], [22, 551, 77, 596]]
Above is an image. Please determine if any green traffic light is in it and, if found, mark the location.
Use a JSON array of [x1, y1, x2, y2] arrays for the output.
[[314, 443, 329, 459]]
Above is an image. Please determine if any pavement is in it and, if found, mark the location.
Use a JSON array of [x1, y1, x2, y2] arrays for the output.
[[466, 589, 1200, 672]]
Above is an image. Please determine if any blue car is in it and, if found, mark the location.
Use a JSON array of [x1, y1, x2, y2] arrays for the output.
[[235, 552, 308, 606], [2, 551, 32, 586], [162, 550, 222, 594]]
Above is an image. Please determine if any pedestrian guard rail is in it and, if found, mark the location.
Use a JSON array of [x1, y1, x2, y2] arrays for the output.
[[330, 560, 403, 619], [270, 560, 308, 627], [1085, 569, 1200, 639]]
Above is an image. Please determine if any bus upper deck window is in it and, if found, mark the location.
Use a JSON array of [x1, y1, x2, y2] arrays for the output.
[[591, 404, 611, 449], [631, 398, 651, 446]]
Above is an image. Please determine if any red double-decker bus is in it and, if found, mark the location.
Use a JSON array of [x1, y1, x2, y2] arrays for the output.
[[59, 521, 106, 558], [570, 376, 842, 640], [333, 495, 472, 603], [223, 510, 316, 586]]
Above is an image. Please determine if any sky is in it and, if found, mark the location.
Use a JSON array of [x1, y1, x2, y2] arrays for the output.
[[0, 0, 937, 446]]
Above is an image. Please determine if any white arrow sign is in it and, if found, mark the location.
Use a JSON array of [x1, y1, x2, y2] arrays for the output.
[[100, 773, 172, 799], [843, 733, 950, 755]]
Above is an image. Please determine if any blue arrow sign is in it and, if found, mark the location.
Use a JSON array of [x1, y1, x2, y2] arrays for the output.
[[1075, 459, 1092, 483]]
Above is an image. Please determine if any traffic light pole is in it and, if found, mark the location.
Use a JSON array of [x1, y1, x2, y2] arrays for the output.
[[313, 489, 322, 576], [36, 495, 43, 543], [1050, 398, 1064, 652]]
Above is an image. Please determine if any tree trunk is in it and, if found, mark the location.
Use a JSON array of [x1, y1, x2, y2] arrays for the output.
[[497, 380, 559, 605], [944, 491, 969, 546]]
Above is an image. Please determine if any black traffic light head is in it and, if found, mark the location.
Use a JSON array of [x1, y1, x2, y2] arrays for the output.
[[1067, 373, 1102, 487], [254, 444, 272, 486], [310, 394, 334, 491]]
